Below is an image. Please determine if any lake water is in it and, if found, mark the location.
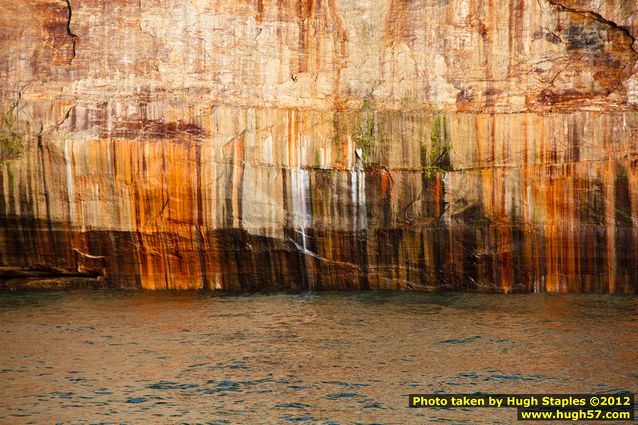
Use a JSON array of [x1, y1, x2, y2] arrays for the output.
[[0, 291, 636, 424]]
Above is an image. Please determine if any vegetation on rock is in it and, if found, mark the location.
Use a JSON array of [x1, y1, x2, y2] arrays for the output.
[[0, 110, 26, 163], [422, 114, 452, 182], [353, 97, 376, 163]]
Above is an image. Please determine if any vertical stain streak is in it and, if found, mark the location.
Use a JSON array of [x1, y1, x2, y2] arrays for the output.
[[65, 0, 78, 64], [63, 139, 75, 240], [37, 131, 55, 257], [605, 161, 617, 292], [195, 144, 209, 290], [256, 0, 264, 23]]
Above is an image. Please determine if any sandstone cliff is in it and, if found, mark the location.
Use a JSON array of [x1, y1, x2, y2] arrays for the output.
[[1, 0, 637, 291]]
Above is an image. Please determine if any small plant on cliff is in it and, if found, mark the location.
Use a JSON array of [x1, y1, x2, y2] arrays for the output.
[[353, 97, 376, 162], [423, 114, 452, 182], [0, 112, 26, 162]]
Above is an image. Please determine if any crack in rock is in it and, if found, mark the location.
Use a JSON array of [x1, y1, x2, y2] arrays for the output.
[[65, 0, 78, 64], [545, 0, 638, 56]]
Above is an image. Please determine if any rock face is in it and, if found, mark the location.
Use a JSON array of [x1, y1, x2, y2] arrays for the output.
[[1, 0, 637, 292]]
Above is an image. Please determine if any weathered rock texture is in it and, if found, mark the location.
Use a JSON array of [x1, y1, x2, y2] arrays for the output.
[[1, 0, 637, 292]]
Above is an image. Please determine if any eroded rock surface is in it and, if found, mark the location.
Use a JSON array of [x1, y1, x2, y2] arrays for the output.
[[1, 0, 637, 292]]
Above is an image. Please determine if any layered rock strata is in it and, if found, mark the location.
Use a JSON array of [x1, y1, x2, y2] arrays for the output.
[[1, 0, 637, 292]]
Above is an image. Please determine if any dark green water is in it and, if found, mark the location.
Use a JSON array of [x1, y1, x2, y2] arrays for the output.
[[0, 291, 636, 424]]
